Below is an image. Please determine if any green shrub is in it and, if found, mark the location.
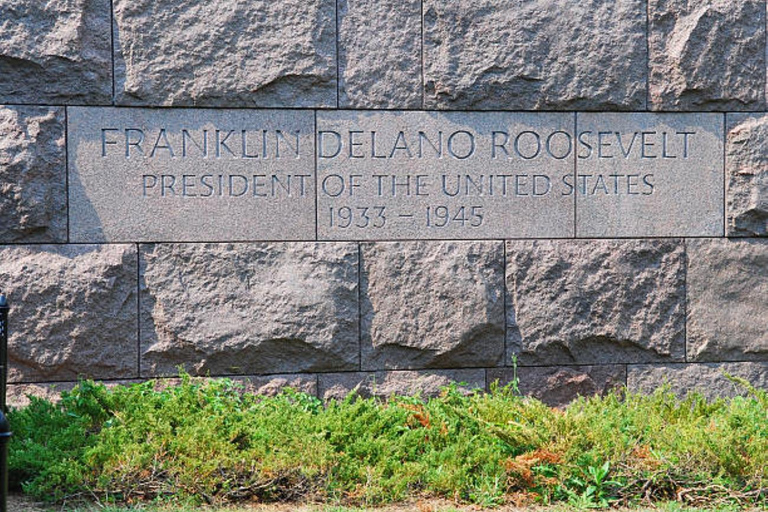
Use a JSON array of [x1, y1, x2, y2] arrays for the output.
[[7, 373, 768, 508]]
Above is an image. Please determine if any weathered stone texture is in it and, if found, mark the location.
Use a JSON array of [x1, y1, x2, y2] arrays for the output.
[[488, 365, 626, 407], [687, 239, 768, 362], [338, 0, 422, 108], [0, 106, 66, 243], [726, 114, 768, 237], [0, 244, 139, 382], [649, 0, 765, 111], [423, 0, 646, 110], [140, 243, 359, 377], [507, 240, 686, 365], [319, 369, 486, 401], [361, 241, 505, 370], [113, 0, 337, 107], [0, 0, 111, 104], [628, 362, 768, 400]]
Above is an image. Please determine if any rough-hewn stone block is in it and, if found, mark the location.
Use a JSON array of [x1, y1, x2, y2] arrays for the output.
[[726, 114, 768, 237], [0, 0, 112, 104], [687, 239, 768, 362], [0, 244, 139, 382], [361, 241, 504, 370], [649, 0, 766, 111], [140, 243, 359, 377], [423, 0, 646, 110], [318, 369, 486, 400], [338, 0, 422, 108], [576, 113, 724, 237], [0, 106, 66, 243], [487, 365, 626, 407], [628, 362, 768, 400], [113, 0, 337, 107], [506, 240, 686, 365]]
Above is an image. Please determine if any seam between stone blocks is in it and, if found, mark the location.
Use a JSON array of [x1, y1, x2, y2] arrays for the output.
[[645, 0, 650, 111], [357, 243, 362, 371], [335, 0, 340, 108], [64, 107, 70, 244], [109, 0, 116, 105], [136, 242, 141, 378], [420, 0, 425, 109]]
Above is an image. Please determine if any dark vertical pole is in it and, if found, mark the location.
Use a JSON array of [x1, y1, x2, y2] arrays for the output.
[[0, 292, 8, 411], [0, 292, 11, 512]]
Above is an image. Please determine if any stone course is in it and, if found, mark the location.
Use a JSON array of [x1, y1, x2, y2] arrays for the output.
[[0, 106, 66, 243]]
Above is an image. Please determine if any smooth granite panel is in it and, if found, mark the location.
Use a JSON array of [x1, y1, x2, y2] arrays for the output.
[[68, 108, 316, 242], [576, 113, 724, 237], [317, 111, 575, 240]]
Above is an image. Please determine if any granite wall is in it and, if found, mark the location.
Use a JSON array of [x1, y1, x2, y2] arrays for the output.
[[1, 0, 767, 407]]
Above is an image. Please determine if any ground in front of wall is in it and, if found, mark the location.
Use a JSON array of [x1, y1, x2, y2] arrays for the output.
[[8, 494, 764, 512]]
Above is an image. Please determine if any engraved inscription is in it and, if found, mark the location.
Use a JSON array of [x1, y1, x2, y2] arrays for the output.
[[576, 113, 723, 237], [68, 109, 726, 242], [317, 111, 576, 240], [68, 108, 316, 243]]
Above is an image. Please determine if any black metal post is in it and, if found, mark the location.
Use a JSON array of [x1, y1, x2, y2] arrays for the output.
[[0, 292, 11, 512]]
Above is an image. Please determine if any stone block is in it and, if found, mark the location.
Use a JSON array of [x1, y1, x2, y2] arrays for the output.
[[361, 241, 504, 370], [0, 244, 139, 382], [576, 113, 724, 237], [0, 0, 112, 104], [317, 111, 575, 240], [487, 365, 626, 407], [423, 0, 646, 110], [113, 0, 337, 107], [338, 0, 422, 108], [628, 362, 768, 400], [140, 242, 359, 377], [154, 374, 318, 397], [726, 114, 768, 237], [507, 239, 686, 365], [0, 106, 66, 243], [318, 369, 486, 401], [67, 107, 316, 242], [649, 0, 765, 111], [687, 239, 768, 362]]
